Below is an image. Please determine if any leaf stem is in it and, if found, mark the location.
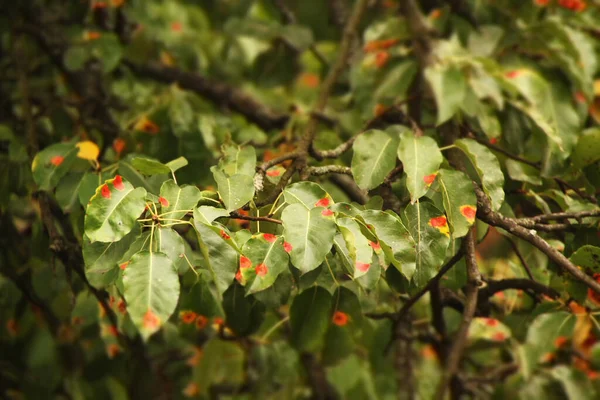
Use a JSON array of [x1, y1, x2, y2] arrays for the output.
[[259, 316, 290, 342]]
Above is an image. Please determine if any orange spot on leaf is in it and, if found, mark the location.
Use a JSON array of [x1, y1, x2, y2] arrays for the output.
[[142, 310, 160, 330], [429, 216, 449, 237], [321, 209, 334, 217], [266, 169, 281, 177], [256, 263, 268, 277], [159, 196, 169, 207], [195, 315, 208, 330], [113, 175, 125, 191], [299, 72, 320, 88], [283, 241, 293, 253], [107, 344, 121, 358], [369, 241, 381, 251], [356, 262, 370, 272], [220, 230, 231, 240], [50, 155, 64, 166], [180, 311, 198, 324], [332, 311, 349, 326], [460, 205, 477, 222], [483, 318, 499, 327], [315, 197, 330, 207], [240, 255, 252, 269], [374, 51, 390, 68], [263, 233, 277, 243], [554, 336, 569, 348], [101, 184, 111, 199], [423, 173, 437, 186]]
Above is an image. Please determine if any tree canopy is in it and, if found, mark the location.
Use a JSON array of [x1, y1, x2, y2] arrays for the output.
[[2, 0, 600, 399]]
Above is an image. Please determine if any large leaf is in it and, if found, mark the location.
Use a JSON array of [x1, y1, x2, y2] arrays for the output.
[[84, 176, 147, 243], [192, 209, 239, 296], [283, 181, 329, 210], [403, 202, 450, 288], [289, 286, 333, 352], [455, 138, 505, 211], [122, 251, 180, 340], [425, 63, 467, 125], [351, 129, 400, 190], [211, 167, 255, 211], [436, 169, 477, 238], [31, 143, 78, 191], [82, 225, 140, 289], [397, 130, 443, 203], [241, 236, 289, 294], [359, 210, 416, 279], [282, 204, 337, 274], [336, 217, 373, 279], [159, 179, 201, 220]]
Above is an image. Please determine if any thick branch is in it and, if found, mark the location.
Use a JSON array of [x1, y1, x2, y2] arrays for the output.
[[125, 61, 289, 131], [475, 187, 600, 294], [436, 229, 481, 400]]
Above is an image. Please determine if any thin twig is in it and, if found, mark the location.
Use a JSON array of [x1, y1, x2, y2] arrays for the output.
[[305, 165, 352, 176], [229, 211, 282, 225], [526, 209, 600, 223], [480, 278, 560, 300], [505, 237, 535, 281]]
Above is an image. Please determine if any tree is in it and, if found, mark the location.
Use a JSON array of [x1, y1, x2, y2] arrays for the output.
[[2, 0, 600, 398]]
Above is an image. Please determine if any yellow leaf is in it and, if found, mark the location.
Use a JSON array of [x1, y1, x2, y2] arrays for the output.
[[76, 141, 100, 161]]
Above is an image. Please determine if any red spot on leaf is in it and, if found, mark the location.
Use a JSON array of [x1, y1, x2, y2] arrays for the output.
[[460, 205, 477, 222], [423, 173, 437, 186], [213, 317, 224, 326], [364, 38, 400, 53], [559, 0, 587, 11], [263, 233, 277, 243], [180, 310, 198, 324], [85, 31, 102, 40], [505, 70, 521, 79], [171, 22, 183, 32], [421, 345, 437, 360], [113, 175, 125, 191], [256, 263, 268, 277], [483, 318, 499, 327], [93, 1, 108, 9], [429, 216, 447, 227], [235, 269, 243, 283], [101, 184, 111, 199], [315, 197, 330, 207], [107, 344, 120, 358], [374, 51, 390, 68], [574, 91, 587, 104], [159, 196, 169, 207], [142, 310, 160, 330], [119, 262, 128, 270], [492, 332, 507, 341], [332, 311, 349, 326], [321, 209, 334, 217], [195, 315, 208, 330], [369, 241, 381, 251], [490, 137, 498, 145], [430, 8, 442, 18], [554, 336, 568, 348], [534, 0, 550, 6], [50, 155, 64, 166], [240, 255, 252, 269], [113, 138, 126, 155], [299, 72, 320, 88], [266, 169, 281, 177], [117, 299, 126, 314], [374, 103, 388, 117], [220, 230, 231, 240], [283, 241, 293, 253], [356, 262, 370, 272]]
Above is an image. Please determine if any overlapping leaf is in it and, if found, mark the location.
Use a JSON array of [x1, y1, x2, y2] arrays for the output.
[[159, 179, 201, 219], [31, 142, 78, 191], [211, 167, 255, 211], [241, 236, 289, 294], [351, 129, 400, 190], [336, 217, 373, 279], [436, 169, 477, 238], [289, 286, 333, 352], [283, 181, 329, 209]]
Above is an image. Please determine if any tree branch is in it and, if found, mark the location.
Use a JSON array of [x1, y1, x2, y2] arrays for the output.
[[479, 278, 560, 300], [475, 187, 600, 294], [228, 211, 282, 225], [305, 165, 352, 176], [124, 61, 289, 132], [436, 228, 482, 400]]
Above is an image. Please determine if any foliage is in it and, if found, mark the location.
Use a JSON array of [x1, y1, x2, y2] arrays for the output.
[[2, 0, 600, 398]]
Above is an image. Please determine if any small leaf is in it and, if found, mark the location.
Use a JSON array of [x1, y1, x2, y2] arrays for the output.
[[218, 144, 256, 177], [241, 237, 289, 294], [282, 204, 337, 274], [84, 176, 147, 242], [425, 63, 467, 124], [570, 245, 600, 273], [211, 167, 255, 211], [75, 141, 100, 161], [31, 143, 78, 190], [159, 179, 201, 220], [351, 129, 400, 190], [131, 157, 171, 175], [283, 181, 329, 210], [455, 138, 505, 211], [436, 169, 477, 238], [336, 218, 373, 278], [397, 130, 443, 202], [122, 251, 180, 340], [573, 128, 600, 168], [165, 156, 188, 173]]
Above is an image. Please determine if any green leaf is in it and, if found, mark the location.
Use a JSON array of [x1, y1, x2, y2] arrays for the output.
[[336, 218, 373, 279], [156, 227, 185, 271], [131, 157, 171, 175], [455, 138, 505, 211], [436, 169, 477, 238], [211, 167, 255, 211], [56, 172, 85, 213], [82, 225, 140, 289], [122, 251, 180, 340], [290, 286, 333, 352], [165, 156, 188, 173], [218, 144, 256, 177], [159, 179, 201, 220], [84, 176, 147, 243], [194, 205, 230, 224], [569, 245, 600, 273], [403, 202, 450, 288], [351, 129, 400, 190], [283, 181, 329, 210], [192, 210, 239, 297], [194, 338, 246, 394], [359, 210, 416, 279], [425, 63, 467, 125], [573, 128, 600, 168], [397, 130, 443, 203], [505, 160, 542, 185], [523, 312, 574, 371], [31, 143, 78, 191], [241, 236, 289, 294], [550, 366, 596, 400], [282, 204, 337, 274], [223, 284, 265, 335]]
